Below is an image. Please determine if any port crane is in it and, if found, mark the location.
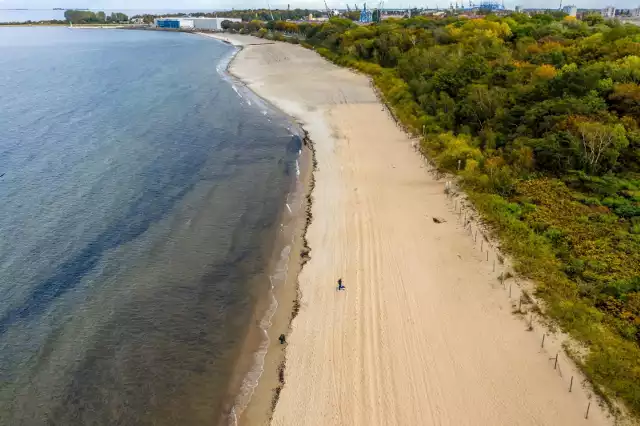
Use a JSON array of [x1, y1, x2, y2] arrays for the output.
[[324, 0, 333, 16], [374, 0, 384, 22], [266, 0, 275, 20]]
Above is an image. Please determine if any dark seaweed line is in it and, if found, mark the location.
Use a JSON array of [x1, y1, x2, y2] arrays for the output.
[[269, 128, 316, 419]]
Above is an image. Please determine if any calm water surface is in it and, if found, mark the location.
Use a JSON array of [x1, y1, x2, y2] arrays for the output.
[[0, 9, 218, 23], [0, 27, 300, 425]]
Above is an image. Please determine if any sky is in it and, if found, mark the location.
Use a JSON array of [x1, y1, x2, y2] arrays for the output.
[[0, 0, 637, 12]]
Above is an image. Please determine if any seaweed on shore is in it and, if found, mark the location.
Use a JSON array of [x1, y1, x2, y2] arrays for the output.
[[268, 128, 316, 421], [270, 361, 286, 413], [299, 129, 315, 270]]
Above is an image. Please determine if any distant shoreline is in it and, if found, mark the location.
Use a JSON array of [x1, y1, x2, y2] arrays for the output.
[[0, 23, 130, 27]]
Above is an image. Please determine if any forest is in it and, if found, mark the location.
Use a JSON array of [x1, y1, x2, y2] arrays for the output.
[[63, 10, 129, 24], [132, 9, 322, 24], [227, 12, 640, 418]]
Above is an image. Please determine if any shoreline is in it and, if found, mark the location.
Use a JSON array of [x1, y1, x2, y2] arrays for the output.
[[208, 36, 316, 426], [235, 133, 315, 426]]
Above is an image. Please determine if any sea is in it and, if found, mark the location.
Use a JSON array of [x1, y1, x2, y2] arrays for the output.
[[0, 27, 305, 425], [0, 9, 218, 23]]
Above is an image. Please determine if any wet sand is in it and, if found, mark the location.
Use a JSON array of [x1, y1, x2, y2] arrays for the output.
[[208, 33, 613, 426]]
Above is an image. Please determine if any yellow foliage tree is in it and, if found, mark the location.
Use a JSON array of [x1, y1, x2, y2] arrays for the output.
[[534, 64, 558, 80]]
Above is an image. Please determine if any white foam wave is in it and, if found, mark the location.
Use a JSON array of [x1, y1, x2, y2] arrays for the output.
[[227, 245, 292, 425]]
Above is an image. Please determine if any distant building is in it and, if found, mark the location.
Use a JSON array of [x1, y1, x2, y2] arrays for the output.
[[601, 5, 616, 17], [154, 17, 242, 31], [631, 6, 640, 16], [515, 5, 522, 12], [562, 5, 577, 16], [306, 15, 329, 22]]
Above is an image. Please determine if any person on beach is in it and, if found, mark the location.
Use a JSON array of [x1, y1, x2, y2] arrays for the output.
[[279, 334, 286, 344], [337, 279, 345, 291]]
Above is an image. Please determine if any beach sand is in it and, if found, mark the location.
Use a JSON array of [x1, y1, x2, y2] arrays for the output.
[[207, 33, 613, 426]]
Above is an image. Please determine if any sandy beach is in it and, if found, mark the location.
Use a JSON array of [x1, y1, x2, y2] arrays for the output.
[[206, 33, 614, 426]]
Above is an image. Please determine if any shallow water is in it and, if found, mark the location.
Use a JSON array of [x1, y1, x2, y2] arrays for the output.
[[0, 27, 300, 425]]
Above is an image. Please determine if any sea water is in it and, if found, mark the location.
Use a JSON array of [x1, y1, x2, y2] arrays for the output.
[[0, 27, 301, 425], [0, 9, 220, 24]]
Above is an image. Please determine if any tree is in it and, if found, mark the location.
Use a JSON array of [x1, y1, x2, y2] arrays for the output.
[[609, 83, 640, 119], [576, 121, 628, 172], [345, 11, 360, 21], [108, 12, 128, 23], [459, 84, 505, 132], [247, 20, 263, 33], [583, 14, 605, 26], [534, 64, 558, 80]]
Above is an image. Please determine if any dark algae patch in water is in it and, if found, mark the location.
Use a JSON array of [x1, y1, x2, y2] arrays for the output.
[[0, 27, 302, 425]]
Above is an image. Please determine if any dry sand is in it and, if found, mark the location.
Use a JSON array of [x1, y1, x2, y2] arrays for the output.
[[206, 33, 613, 426]]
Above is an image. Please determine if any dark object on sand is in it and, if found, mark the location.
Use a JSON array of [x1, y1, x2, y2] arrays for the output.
[[279, 334, 286, 344], [433, 217, 446, 224], [337, 278, 345, 291]]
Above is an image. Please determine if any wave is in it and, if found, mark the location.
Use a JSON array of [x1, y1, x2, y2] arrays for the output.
[[228, 242, 291, 426], [213, 42, 308, 426]]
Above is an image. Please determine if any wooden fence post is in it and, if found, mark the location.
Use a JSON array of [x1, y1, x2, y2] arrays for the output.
[[585, 402, 591, 419]]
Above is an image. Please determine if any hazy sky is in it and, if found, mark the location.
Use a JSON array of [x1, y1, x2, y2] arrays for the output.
[[0, 0, 636, 12]]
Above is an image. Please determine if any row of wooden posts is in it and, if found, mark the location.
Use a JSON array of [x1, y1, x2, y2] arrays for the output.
[[445, 186, 595, 421]]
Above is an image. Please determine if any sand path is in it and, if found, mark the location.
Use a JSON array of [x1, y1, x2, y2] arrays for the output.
[[209, 33, 612, 426]]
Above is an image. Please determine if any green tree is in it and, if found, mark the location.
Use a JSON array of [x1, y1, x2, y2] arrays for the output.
[[575, 121, 629, 172], [108, 12, 129, 23], [583, 13, 605, 26], [458, 84, 506, 132]]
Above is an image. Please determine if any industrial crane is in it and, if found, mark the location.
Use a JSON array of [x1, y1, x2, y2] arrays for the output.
[[266, 0, 275, 20], [379, 1, 384, 19], [324, 0, 333, 16], [360, 2, 372, 23]]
